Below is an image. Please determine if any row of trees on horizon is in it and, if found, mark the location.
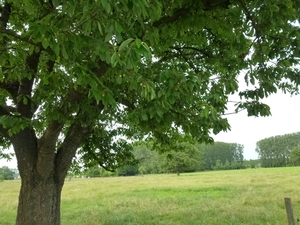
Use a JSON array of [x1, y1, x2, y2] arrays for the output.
[[82, 131, 300, 177], [2, 131, 300, 179], [82, 141, 246, 177], [256, 132, 300, 167]]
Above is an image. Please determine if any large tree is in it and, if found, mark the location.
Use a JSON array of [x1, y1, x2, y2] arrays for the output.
[[0, 0, 299, 224], [196, 142, 244, 170], [162, 141, 199, 175]]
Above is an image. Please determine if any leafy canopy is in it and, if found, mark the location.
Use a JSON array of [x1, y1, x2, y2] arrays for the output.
[[0, 0, 300, 169]]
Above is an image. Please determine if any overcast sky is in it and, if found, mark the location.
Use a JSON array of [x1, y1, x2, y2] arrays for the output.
[[1, 87, 300, 169], [213, 91, 300, 159]]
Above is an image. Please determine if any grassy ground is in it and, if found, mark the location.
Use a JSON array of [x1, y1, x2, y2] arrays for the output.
[[1, 167, 300, 224]]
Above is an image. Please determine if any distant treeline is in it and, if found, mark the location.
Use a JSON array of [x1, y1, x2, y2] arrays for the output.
[[84, 141, 247, 177], [79, 132, 300, 177], [0, 166, 17, 181], [256, 131, 300, 167]]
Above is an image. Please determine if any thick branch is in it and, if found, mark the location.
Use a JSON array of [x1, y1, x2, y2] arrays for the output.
[[0, 2, 11, 29], [0, 81, 19, 101], [238, 0, 261, 37], [36, 121, 64, 178], [17, 52, 41, 118], [0, 105, 15, 116], [11, 128, 38, 179], [55, 123, 91, 182], [35, 87, 84, 178], [153, 0, 231, 27], [153, 7, 189, 27]]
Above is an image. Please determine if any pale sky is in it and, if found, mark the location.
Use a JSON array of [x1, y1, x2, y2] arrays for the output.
[[213, 91, 300, 159], [1, 88, 300, 169]]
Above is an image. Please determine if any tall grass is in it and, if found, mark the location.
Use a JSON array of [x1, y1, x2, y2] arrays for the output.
[[1, 167, 300, 224]]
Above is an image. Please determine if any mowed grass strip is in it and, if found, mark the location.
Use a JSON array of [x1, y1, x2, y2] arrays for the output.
[[1, 167, 300, 224]]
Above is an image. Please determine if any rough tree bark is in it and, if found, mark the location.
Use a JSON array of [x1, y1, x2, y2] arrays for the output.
[[1, 36, 93, 225], [11, 123, 90, 225], [16, 174, 63, 225]]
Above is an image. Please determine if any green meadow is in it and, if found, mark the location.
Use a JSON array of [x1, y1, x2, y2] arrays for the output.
[[1, 167, 300, 225]]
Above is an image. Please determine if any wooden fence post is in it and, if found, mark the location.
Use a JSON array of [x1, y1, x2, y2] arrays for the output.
[[284, 197, 296, 225]]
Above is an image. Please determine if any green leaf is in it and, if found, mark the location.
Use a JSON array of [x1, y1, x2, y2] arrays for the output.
[[141, 112, 148, 121], [97, 22, 103, 36], [42, 39, 49, 49], [28, 45, 35, 55], [103, 93, 116, 106], [156, 110, 163, 118], [116, 75, 122, 84], [115, 21, 123, 33], [135, 38, 142, 48], [250, 76, 255, 85], [0, 56, 6, 66], [35, 46, 40, 53], [23, 97, 28, 105], [53, 44, 60, 56], [119, 38, 134, 51], [67, 2, 75, 17], [83, 21, 92, 35], [111, 52, 118, 67], [61, 47, 69, 59], [101, 0, 111, 13]]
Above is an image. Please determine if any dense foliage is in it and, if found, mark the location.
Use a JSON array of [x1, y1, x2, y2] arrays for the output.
[[0, 166, 16, 180], [131, 141, 245, 175], [197, 142, 244, 170], [256, 132, 300, 167], [289, 146, 300, 166], [0, 0, 299, 224]]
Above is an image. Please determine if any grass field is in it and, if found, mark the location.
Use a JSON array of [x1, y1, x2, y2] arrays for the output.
[[1, 167, 300, 225]]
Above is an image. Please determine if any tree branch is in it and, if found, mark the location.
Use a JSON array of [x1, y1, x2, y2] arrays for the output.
[[202, 0, 231, 10], [0, 105, 14, 116], [11, 128, 38, 179], [36, 120, 64, 178], [153, 7, 189, 27], [0, 2, 11, 29], [0, 28, 42, 48], [0, 81, 19, 101], [17, 51, 41, 118], [55, 123, 91, 182], [153, 0, 231, 27]]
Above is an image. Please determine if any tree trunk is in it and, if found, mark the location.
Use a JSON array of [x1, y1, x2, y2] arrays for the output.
[[16, 175, 64, 225], [11, 124, 89, 225]]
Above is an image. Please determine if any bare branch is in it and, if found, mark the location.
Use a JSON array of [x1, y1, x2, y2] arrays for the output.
[[223, 108, 246, 116]]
